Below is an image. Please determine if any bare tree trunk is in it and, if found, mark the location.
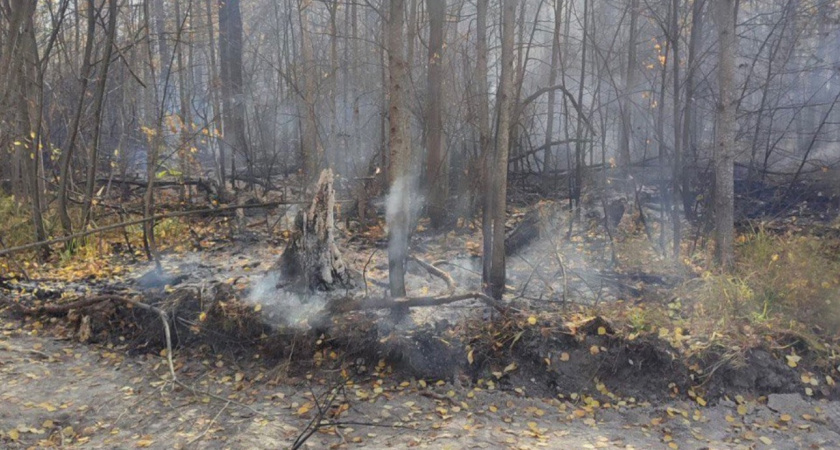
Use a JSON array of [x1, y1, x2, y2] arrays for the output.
[[425, 0, 447, 228], [218, 0, 247, 191], [205, 0, 225, 191], [488, 0, 517, 300], [298, 0, 322, 187], [618, 0, 638, 175], [81, 0, 118, 230], [681, 0, 705, 221], [670, 0, 681, 259], [174, 0, 194, 201], [543, 0, 562, 177], [18, 2, 47, 258], [57, 0, 97, 237], [477, 0, 493, 289], [713, 0, 736, 268], [387, 0, 412, 298]]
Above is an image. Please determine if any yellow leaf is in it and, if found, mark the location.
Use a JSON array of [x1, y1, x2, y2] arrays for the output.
[[786, 353, 801, 368], [589, 345, 600, 355], [254, 304, 262, 312], [597, 326, 606, 335], [780, 414, 792, 422], [136, 438, 154, 447], [199, 312, 207, 322], [467, 349, 474, 365], [560, 352, 570, 362], [737, 404, 747, 415], [527, 316, 537, 325], [697, 397, 707, 407], [297, 403, 312, 415], [759, 436, 772, 445], [489, 405, 498, 412], [8, 429, 19, 441], [503, 362, 517, 373]]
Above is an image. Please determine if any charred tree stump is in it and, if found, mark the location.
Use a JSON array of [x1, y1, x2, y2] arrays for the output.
[[278, 169, 355, 291]]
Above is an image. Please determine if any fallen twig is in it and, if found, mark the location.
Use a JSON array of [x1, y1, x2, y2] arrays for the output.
[[187, 401, 230, 445], [409, 255, 456, 295]]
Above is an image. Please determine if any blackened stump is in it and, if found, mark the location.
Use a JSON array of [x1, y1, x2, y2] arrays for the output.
[[277, 169, 355, 291]]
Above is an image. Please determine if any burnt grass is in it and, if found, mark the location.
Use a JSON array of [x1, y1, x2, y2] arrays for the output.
[[6, 278, 829, 407]]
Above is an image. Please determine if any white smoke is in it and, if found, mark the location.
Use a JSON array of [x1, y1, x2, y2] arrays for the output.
[[247, 272, 326, 328]]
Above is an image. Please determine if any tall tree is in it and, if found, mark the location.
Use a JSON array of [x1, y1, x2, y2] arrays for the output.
[[713, 0, 736, 268], [425, 0, 447, 228], [618, 0, 639, 174], [298, 0, 323, 186], [57, 0, 97, 237], [477, 0, 493, 288], [387, 0, 412, 298], [218, 0, 247, 189], [543, 0, 563, 177], [487, 0, 517, 300], [81, 0, 119, 230]]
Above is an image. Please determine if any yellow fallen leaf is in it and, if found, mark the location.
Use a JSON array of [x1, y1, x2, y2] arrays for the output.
[[503, 362, 517, 373], [590, 345, 600, 355], [780, 414, 792, 422], [527, 316, 537, 325], [759, 436, 772, 445], [254, 304, 262, 312], [8, 429, 19, 441], [136, 438, 154, 447], [737, 404, 747, 415], [560, 352, 570, 362], [597, 326, 606, 335]]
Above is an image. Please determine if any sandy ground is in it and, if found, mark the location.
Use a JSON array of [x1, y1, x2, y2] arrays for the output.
[[2, 325, 840, 450]]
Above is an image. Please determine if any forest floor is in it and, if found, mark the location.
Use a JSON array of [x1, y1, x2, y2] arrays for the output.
[[2, 198, 840, 449], [3, 326, 840, 449]]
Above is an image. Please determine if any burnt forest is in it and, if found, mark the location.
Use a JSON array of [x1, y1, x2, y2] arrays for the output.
[[1, 0, 840, 448]]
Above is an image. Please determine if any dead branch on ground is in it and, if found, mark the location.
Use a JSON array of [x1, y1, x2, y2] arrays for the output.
[[2, 294, 177, 383], [409, 255, 455, 295]]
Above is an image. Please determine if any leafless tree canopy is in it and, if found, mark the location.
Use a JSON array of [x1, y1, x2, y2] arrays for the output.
[[2, 0, 840, 278]]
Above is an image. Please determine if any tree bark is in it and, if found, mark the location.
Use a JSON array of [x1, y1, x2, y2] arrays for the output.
[[425, 0, 447, 228], [488, 0, 517, 300], [618, 0, 638, 175], [543, 0, 563, 177], [81, 0, 118, 230], [386, 0, 412, 298], [298, 0, 323, 187], [57, 0, 97, 237], [218, 0, 248, 190], [477, 0, 492, 289], [713, 0, 736, 268]]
